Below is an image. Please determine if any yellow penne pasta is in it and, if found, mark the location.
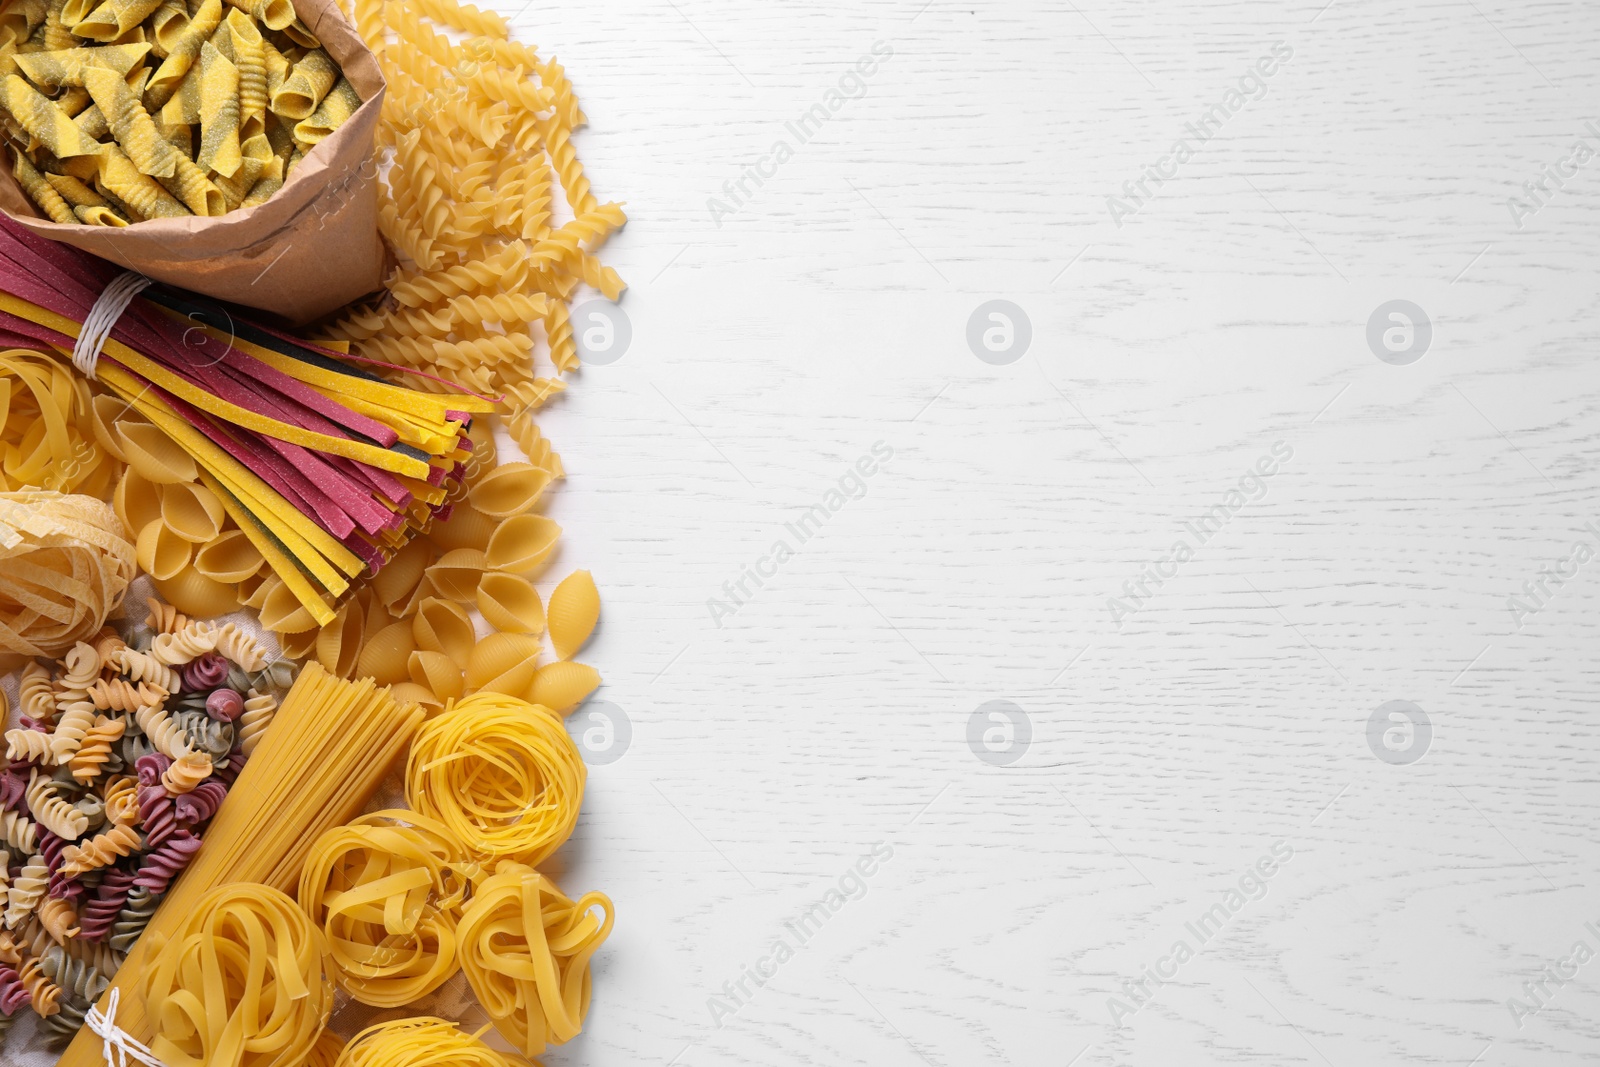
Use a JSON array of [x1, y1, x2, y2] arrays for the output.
[[93, 140, 188, 216], [142, 0, 217, 106], [195, 39, 239, 175], [220, 0, 289, 30], [11, 147, 75, 221], [43, 169, 105, 206], [148, 0, 186, 52], [12, 41, 147, 87], [281, 16, 316, 47], [0, 73, 103, 156], [69, 0, 162, 42], [270, 45, 332, 120], [83, 63, 180, 176], [224, 7, 261, 132], [292, 74, 355, 145]]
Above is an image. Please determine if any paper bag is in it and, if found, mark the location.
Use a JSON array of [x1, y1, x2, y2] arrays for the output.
[[0, 0, 386, 324]]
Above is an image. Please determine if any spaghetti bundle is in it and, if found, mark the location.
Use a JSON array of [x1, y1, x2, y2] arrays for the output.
[[142, 883, 333, 1067], [335, 1017, 536, 1067], [0, 214, 495, 627], [0, 491, 134, 660], [457, 860, 613, 1058], [59, 663, 423, 1067], [404, 691, 585, 865]]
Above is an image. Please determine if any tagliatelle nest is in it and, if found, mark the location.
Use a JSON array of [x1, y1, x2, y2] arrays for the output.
[[0, 490, 136, 662]]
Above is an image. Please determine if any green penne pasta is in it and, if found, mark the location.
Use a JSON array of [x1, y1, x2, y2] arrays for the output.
[[73, 202, 126, 224], [211, 126, 266, 205], [280, 16, 316, 48], [1, 73, 103, 156], [270, 45, 332, 120], [72, 99, 107, 137], [83, 63, 179, 176], [12, 41, 148, 87], [0, 0, 45, 49], [292, 74, 355, 146], [12, 148, 76, 221], [220, 0, 290, 30], [93, 140, 187, 216], [142, 0, 217, 107], [156, 146, 222, 213], [70, 0, 163, 42], [195, 38, 238, 176], [239, 149, 279, 206]]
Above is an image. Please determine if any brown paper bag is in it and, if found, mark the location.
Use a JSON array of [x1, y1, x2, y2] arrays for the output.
[[0, 0, 386, 324]]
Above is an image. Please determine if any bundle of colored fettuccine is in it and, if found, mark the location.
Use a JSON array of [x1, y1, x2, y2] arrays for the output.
[[0, 215, 495, 625]]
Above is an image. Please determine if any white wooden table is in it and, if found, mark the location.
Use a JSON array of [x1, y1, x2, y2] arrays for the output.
[[521, 1, 1600, 1064]]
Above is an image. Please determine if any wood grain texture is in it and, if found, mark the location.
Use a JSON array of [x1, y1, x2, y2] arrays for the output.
[[524, 1, 1600, 1065]]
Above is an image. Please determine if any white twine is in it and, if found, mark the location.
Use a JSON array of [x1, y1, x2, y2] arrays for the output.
[[72, 271, 152, 380], [85, 988, 172, 1067]]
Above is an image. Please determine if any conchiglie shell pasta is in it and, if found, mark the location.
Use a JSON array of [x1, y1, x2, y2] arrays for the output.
[[194, 529, 263, 583], [484, 514, 560, 575], [465, 632, 542, 696], [408, 650, 463, 702], [527, 660, 600, 714], [316, 601, 364, 678], [355, 621, 415, 685], [115, 467, 163, 536], [412, 597, 475, 667], [475, 572, 544, 635], [277, 626, 318, 659], [369, 537, 428, 613], [258, 577, 319, 633], [427, 503, 497, 553], [387, 681, 443, 713], [160, 481, 226, 542], [117, 420, 197, 484], [470, 462, 551, 519], [150, 568, 238, 618], [425, 548, 488, 602], [90, 394, 132, 464], [136, 517, 191, 580], [547, 569, 599, 660]]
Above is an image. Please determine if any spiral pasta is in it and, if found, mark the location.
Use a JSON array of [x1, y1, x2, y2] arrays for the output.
[[110, 648, 181, 693], [61, 823, 143, 877], [4, 855, 47, 929], [37, 896, 79, 942], [26, 773, 88, 839], [0, 810, 38, 854], [19, 660, 57, 723], [210, 622, 269, 671], [457, 860, 614, 1057], [143, 882, 333, 1067], [161, 752, 213, 795], [66, 715, 125, 783], [405, 692, 585, 864], [297, 811, 467, 1007], [150, 620, 218, 665], [236, 688, 276, 757]]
